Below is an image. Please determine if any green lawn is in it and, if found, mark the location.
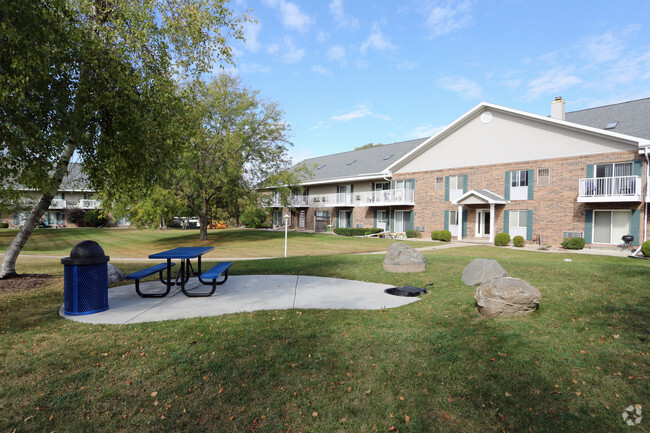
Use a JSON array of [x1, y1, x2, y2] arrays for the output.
[[0, 227, 438, 258], [0, 232, 648, 432]]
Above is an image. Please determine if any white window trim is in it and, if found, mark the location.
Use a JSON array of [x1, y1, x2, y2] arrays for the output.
[[592, 209, 631, 245]]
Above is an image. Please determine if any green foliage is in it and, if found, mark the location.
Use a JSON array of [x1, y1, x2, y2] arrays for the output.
[[83, 209, 107, 227], [354, 143, 383, 150], [334, 228, 383, 237], [561, 237, 585, 250], [0, 222, 8, 228], [439, 230, 452, 242], [405, 230, 422, 238], [513, 235, 525, 247], [65, 208, 86, 226], [431, 230, 440, 240], [642, 240, 650, 257], [240, 207, 270, 229], [494, 233, 511, 246]]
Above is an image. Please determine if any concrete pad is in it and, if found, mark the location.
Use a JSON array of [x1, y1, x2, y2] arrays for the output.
[[60, 275, 421, 325]]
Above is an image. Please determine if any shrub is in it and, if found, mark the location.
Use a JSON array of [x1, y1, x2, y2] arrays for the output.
[[439, 230, 452, 242], [561, 237, 585, 250], [431, 230, 440, 240], [641, 240, 650, 257], [240, 207, 269, 228], [65, 208, 86, 226], [494, 233, 511, 246], [406, 230, 422, 238], [83, 209, 108, 227], [334, 228, 383, 237], [513, 235, 525, 247], [0, 222, 8, 228]]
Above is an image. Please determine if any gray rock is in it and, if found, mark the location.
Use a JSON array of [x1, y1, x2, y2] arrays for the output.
[[462, 258, 509, 286], [107, 263, 124, 284], [382, 242, 427, 273], [474, 277, 542, 317]]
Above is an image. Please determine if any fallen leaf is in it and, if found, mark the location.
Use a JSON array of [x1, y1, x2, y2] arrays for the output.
[[150, 391, 158, 398], [505, 392, 512, 397], [312, 412, 318, 417], [405, 415, 410, 423]]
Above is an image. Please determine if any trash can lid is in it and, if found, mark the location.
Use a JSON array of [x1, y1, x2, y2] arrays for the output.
[[61, 240, 110, 265]]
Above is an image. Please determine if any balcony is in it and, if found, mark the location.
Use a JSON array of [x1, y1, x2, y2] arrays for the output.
[[269, 195, 310, 208], [269, 189, 415, 208], [79, 199, 102, 209], [577, 176, 642, 203], [50, 199, 67, 209], [356, 189, 415, 206]]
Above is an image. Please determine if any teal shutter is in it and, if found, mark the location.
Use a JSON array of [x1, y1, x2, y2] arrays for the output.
[[349, 211, 353, 229], [444, 210, 449, 230], [526, 209, 533, 241], [631, 209, 641, 246], [462, 211, 468, 237], [504, 171, 511, 200], [584, 210, 593, 243], [586, 164, 594, 178], [410, 178, 415, 189], [444, 176, 450, 201], [527, 169, 535, 200], [503, 210, 510, 234], [371, 183, 376, 192], [350, 184, 354, 194], [390, 210, 395, 232], [373, 210, 377, 228], [336, 211, 340, 229], [463, 174, 468, 193], [409, 211, 414, 231], [391, 180, 395, 189], [632, 160, 642, 176]]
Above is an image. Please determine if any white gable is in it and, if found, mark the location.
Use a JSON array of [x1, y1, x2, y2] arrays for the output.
[[394, 106, 639, 174]]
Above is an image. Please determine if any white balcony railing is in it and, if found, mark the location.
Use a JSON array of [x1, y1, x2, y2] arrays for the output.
[[50, 199, 67, 209], [79, 199, 102, 209], [578, 176, 642, 202], [269, 189, 415, 208]]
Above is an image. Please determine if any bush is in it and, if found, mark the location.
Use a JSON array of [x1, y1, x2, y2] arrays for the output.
[[0, 222, 8, 228], [431, 230, 440, 240], [641, 240, 650, 257], [83, 209, 108, 227], [65, 208, 86, 226], [334, 227, 383, 237], [406, 230, 422, 238], [439, 230, 451, 242], [494, 233, 511, 246], [561, 237, 585, 250], [240, 207, 269, 229], [513, 235, 525, 247]]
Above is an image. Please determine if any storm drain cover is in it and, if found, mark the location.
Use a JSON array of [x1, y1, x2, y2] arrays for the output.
[[384, 284, 432, 297]]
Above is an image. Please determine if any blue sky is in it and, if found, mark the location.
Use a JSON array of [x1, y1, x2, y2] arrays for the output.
[[224, 0, 650, 162]]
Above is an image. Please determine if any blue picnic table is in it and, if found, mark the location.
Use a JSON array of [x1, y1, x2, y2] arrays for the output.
[[126, 246, 232, 298]]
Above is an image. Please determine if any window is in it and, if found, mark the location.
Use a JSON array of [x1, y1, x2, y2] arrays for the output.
[[511, 170, 529, 187], [449, 210, 459, 226], [435, 176, 444, 191], [593, 210, 630, 244], [338, 210, 351, 228], [537, 168, 550, 186], [509, 210, 528, 228], [604, 121, 619, 130], [299, 210, 305, 228], [449, 175, 463, 190], [394, 180, 412, 189], [374, 182, 390, 191], [595, 162, 632, 178]]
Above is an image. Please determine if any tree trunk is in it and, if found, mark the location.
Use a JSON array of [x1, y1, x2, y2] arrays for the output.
[[199, 197, 209, 241], [0, 142, 76, 279]]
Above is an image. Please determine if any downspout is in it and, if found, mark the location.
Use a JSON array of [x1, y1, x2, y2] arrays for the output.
[[632, 147, 649, 256]]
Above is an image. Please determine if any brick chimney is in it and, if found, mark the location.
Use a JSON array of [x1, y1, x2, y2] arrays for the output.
[[551, 96, 565, 120]]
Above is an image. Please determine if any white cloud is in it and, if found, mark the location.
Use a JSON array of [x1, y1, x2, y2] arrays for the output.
[[279, 36, 305, 63], [524, 68, 582, 101], [423, 0, 475, 39], [329, 0, 359, 30], [240, 63, 273, 74], [360, 23, 397, 53], [262, 0, 314, 33], [407, 124, 446, 139], [327, 45, 346, 62], [311, 65, 331, 75], [243, 21, 263, 52], [579, 31, 625, 64], [288, 148, 314, 164], [397, 60, 417, 70], [436, 76, 483, 99], [317, 31, 330, 43], [331, 104, 372, 121]]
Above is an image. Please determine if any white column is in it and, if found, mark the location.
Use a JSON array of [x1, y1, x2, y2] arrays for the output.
[[457, 204, 463, 241], [489, 203, 495, 244]]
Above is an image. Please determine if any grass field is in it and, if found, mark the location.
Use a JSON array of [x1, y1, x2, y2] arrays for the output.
[[0, 227, 438, 258], [0, 230, 648, 432]]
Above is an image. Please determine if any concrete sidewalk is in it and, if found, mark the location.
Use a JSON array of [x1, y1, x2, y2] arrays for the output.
[[59, 275, 421, 325]]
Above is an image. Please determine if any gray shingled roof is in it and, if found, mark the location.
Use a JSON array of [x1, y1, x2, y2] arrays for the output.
[[565, 98, 650, 139], [293, 138, 427, 184]]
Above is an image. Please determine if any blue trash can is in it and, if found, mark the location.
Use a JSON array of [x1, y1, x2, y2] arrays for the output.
[[62, 240, 110, 315]]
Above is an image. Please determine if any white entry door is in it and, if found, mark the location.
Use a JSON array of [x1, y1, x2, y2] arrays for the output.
[[376, 210, 387, 231], [476, 209, 491, 237]]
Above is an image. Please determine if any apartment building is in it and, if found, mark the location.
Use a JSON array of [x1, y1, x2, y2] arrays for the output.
[[271, 98, 650, 247]]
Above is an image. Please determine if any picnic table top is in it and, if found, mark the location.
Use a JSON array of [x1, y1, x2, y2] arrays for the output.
[[149, 246, 214, 260]]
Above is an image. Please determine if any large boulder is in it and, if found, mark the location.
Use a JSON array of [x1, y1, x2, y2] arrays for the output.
[[107, 263, 124, 284], [462, 258, 509, 286], [474, 277, 541, 317], [382, 243, 427, 273]]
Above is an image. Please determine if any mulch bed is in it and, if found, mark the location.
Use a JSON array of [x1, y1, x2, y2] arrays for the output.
[[0, 274, 55, 293]]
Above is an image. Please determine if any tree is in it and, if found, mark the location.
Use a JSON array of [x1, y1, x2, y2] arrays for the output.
[[354, 143, 383, 150], [0, 0, 247, 278], [175, 74, 298, 240]]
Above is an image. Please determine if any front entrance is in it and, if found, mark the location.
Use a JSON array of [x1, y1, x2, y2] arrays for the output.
[[476, 209, 491, 237]]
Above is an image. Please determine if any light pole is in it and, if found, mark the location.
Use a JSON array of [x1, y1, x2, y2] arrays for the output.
[[283, 214, 290, 258]]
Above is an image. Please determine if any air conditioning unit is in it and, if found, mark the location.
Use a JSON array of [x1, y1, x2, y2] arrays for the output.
[[415, 226, 425, 232], [355, 223, 364, 228], [563, 231, 584, 239]]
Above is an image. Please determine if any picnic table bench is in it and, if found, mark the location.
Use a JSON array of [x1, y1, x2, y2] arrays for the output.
[[125, 262, 176, 298], [196, 261, 233, 297]]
